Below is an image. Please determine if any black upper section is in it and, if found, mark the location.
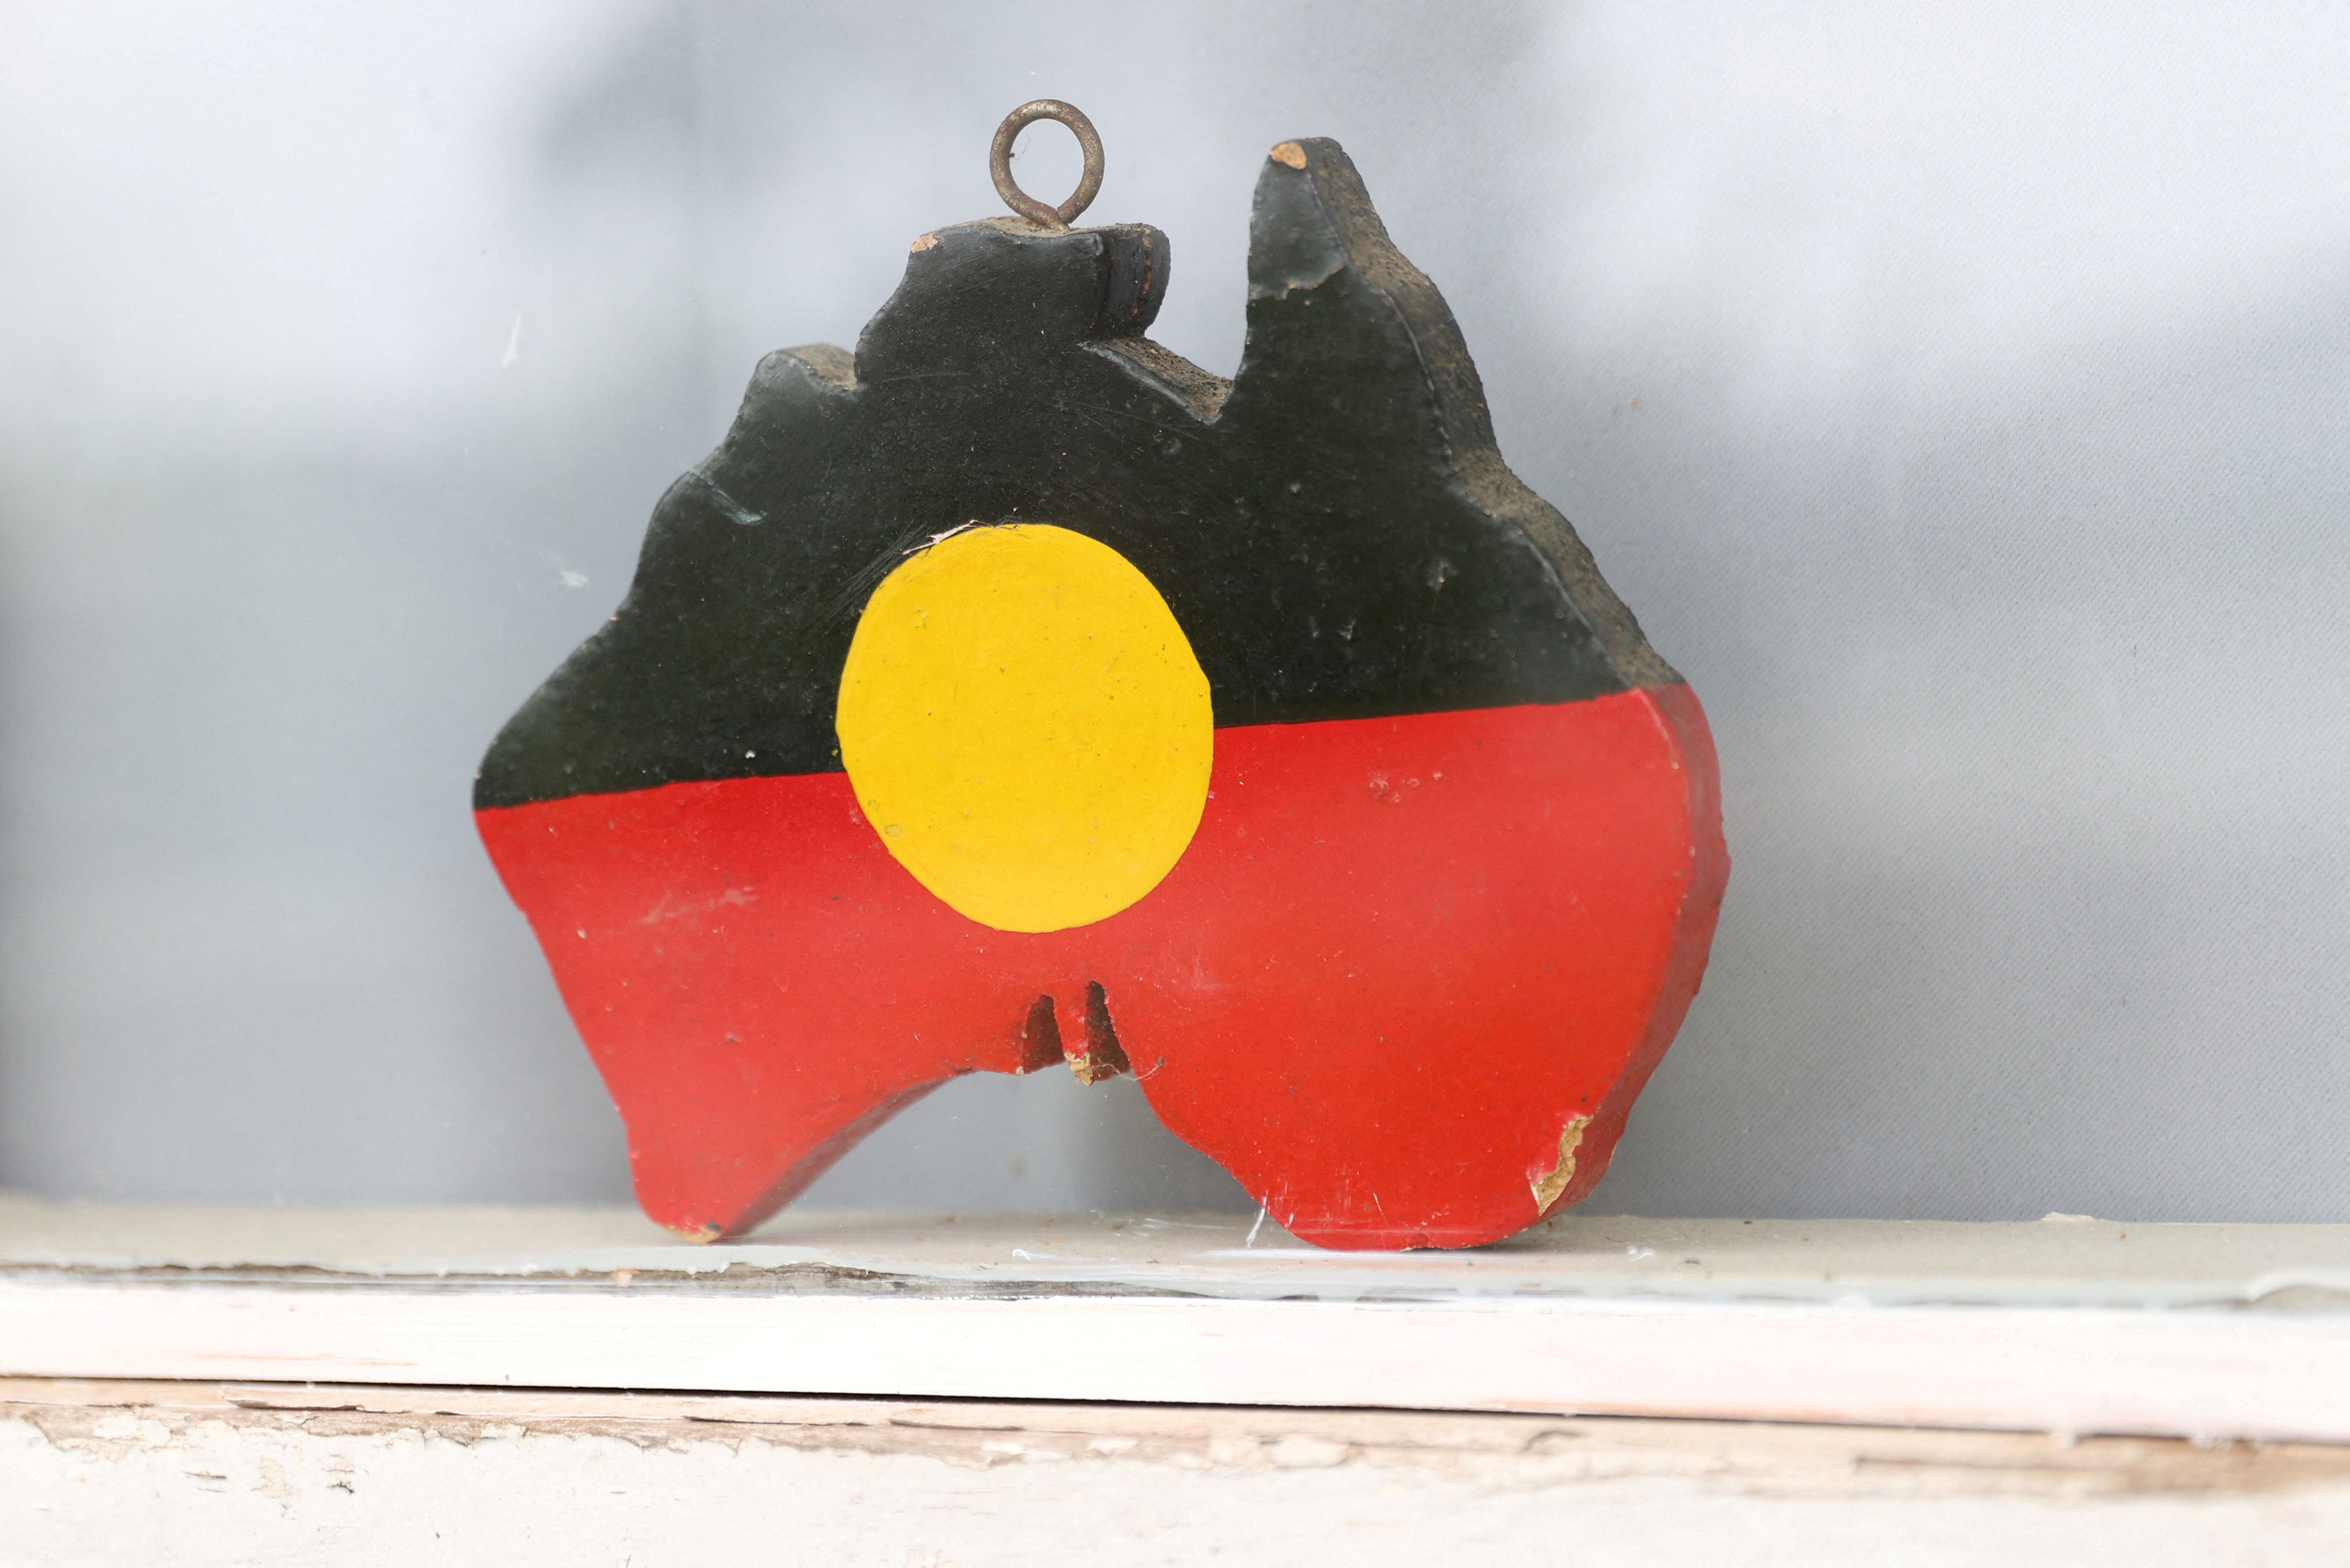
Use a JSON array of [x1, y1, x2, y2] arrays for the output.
[[477, 139, 1678, 808]]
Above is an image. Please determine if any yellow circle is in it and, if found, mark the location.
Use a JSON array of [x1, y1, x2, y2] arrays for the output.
[[836, 524, 1213, 934]]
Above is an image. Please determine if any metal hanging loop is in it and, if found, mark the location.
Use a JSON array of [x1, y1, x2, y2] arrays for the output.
[[989, 100, 1104, 231]]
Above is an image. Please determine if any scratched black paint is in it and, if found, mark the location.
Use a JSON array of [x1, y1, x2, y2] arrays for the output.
[[477, 139, 1680, 808]]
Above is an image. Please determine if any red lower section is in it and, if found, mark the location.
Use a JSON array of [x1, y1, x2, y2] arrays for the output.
[[477, 687, 1726, 1249]]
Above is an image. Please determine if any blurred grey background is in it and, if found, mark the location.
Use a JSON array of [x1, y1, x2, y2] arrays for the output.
[[2, 2, 2346, 1221]]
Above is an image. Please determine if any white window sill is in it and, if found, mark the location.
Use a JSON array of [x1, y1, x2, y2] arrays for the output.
[[6, 1194, 2348, 1445]]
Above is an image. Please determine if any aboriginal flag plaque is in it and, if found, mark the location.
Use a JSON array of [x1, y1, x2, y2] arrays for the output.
[[476, 103, 1729, 1250]]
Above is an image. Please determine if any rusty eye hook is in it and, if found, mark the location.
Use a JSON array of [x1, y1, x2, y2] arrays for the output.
[[989, 100, 1104, 232]]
